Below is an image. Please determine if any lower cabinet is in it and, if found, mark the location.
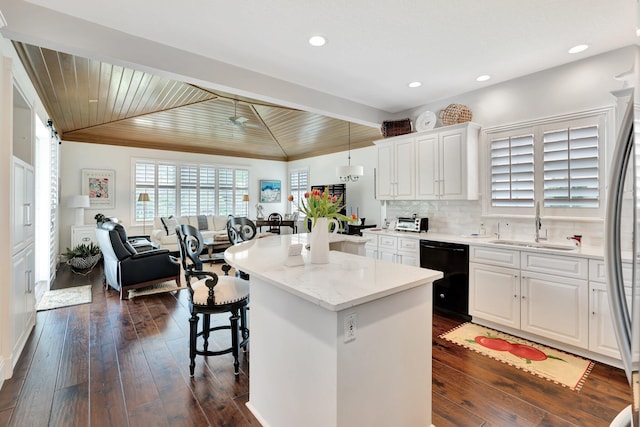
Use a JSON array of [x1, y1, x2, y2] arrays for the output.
[[11, 244, 35, 357], [362, 232, 419, 266], [469, 262, 520, 329], [469, 246, 589, 350], [588, 259, 633, 359]]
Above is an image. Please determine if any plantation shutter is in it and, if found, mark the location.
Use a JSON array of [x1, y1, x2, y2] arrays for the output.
[[199, 166, 216, 215], [490, 134, 535, 207], [179, 165, 198, 216], [543, 125, 599, 208]]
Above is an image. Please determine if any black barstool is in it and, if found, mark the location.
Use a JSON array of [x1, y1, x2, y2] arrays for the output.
[[176, 224, 249, 376]]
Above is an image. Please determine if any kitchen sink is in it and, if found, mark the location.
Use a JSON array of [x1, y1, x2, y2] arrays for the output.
[[489, 239, 577, 251]]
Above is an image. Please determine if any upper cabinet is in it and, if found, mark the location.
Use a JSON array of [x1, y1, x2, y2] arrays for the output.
[[375, 122, 480, 201]]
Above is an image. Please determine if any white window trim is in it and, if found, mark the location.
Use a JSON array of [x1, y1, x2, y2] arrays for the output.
[[289, 167, 309, 216], [481, 107, 613, 221]]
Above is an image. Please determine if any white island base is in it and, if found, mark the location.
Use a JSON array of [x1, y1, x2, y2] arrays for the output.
[[248, 279, 432, 427], [224, 235, 440, 427]]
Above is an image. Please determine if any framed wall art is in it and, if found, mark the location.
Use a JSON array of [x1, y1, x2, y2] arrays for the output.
[[260, 179, 281, 203], [82, 168, 116, 208]]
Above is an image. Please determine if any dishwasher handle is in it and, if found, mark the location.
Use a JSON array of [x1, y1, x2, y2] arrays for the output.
[[420, 243, 466, 252]]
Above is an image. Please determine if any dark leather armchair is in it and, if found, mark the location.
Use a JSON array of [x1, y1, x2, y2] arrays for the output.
[[95, 220, 180, 299]]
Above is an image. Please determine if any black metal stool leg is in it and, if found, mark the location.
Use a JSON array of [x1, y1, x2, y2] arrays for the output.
[[241, 306, 249, 343], [230, 309, 240, 375], [189, 313, 198, 377], [203, 313, 211, 352]]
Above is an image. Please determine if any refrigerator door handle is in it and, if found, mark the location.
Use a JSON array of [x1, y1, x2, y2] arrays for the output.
[[605, 95, 634, 384]]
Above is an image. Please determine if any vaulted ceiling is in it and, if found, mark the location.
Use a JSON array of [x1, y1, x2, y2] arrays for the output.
[[14, 42, 382, 161]]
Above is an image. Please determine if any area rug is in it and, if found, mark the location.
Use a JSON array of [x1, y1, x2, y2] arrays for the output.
[[36, 285, 92, 311], [128, 282, 183, 299], [439, 322, 595, 391]]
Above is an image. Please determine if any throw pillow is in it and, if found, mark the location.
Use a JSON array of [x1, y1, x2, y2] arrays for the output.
[[197, 215, 209, 230], [161, 215, 179, 236]]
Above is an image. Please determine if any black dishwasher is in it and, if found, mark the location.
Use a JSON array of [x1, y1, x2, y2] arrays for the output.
[[420, 240, 470, 320]]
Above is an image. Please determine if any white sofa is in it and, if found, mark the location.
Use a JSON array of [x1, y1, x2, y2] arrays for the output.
[[150, 215, 230, 252]]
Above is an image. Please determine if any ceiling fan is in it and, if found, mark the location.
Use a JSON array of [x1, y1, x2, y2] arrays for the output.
[[229, 100, 251, 128]]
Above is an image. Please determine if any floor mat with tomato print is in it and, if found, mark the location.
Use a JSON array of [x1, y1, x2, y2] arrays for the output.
[[439, 322, 595, 391]]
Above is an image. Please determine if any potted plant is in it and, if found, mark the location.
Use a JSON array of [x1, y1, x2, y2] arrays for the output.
[[64, 243, 102, 271]]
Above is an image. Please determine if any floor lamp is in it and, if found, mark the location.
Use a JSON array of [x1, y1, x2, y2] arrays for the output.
[[138, 192, 150, 236], [242, 194, 250, 216]]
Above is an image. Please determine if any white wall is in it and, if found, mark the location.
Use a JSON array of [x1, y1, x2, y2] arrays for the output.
[[59, 141, 288, 252], [287, 145, 381, 228]]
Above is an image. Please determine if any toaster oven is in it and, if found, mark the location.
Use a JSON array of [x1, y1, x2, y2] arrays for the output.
[[395, 217, 428, 232]]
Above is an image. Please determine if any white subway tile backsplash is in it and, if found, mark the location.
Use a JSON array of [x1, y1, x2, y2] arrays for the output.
[[385, 200, 617, 250]]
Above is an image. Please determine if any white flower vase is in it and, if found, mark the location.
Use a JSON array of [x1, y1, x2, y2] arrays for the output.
[[309, 217, 339, 264]]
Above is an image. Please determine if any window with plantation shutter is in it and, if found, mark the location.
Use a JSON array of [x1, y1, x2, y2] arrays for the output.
[[485, 109, 607, 217], [289, 168, 308, 216], [133, 159, 250, 220], [490, 134, 535, 207], [543, 125, 599, 208]]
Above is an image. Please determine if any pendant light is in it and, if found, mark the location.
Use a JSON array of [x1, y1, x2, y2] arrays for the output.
[[336, 123, 364, 182]]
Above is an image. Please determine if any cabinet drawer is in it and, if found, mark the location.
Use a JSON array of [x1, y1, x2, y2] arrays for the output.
[[589, 259, 633, 285], [398, 237, 419, 252], [470, 245, 519, 268], [378, 235, 397, 250], [521, 251, 587, 279]]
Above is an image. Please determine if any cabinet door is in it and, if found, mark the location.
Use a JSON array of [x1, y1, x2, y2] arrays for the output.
[[12, 245, 34, 354], [72, 225, 97, 248], [521, 271, 588, 349], [415, 134, 439, 200], [439, 129, 465, 199], [379, 249, 396, 263], [365, 246, 378, 259], [394, 139, 415, 199], [588, 283, 626, 359], [469, 262, 520, 328], [376, 142, 394, 199]]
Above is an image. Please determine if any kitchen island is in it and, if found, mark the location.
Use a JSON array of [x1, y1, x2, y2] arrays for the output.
[[224, 233, 443, 427]]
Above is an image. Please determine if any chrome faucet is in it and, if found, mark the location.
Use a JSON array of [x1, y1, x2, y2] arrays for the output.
[[535, 202, 547, 242], [495, 221, 502, 239]]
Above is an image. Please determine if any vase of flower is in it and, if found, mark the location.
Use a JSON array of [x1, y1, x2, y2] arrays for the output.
[[309, 217, 339, 264], [290, 187, 357, 264]]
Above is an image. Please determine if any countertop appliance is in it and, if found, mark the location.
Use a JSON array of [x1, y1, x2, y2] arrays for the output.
[[420, 239, 469, 320], [607, 96, 638, 425], [395, 217, 428, 233]]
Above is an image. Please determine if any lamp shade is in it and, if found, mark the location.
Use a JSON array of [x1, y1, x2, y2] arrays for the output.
[[68, 194, 90, 208], [336, 165, 364, 179], [138, 192, 150, 202], [242, 194, 250, 202]]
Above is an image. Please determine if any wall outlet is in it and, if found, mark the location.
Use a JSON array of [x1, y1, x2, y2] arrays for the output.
[[344, 313, 357, 342]]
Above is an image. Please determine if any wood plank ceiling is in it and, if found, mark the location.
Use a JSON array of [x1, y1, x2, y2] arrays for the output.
[[13, 42, 382, 161]]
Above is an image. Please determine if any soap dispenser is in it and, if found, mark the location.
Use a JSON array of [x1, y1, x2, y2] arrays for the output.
[[479, 222, 486, 236]]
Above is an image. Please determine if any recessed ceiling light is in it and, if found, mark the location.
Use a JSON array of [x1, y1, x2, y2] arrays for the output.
[[568, 44, 589, 54], [308, 36, 326, 47], [408, 81, 422, 88], [476, 75, 491, 82]]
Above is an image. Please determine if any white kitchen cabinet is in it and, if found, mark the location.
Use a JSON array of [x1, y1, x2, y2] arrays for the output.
[[375, 138, 415, 200], [396, 237, 419, 266], [11, 243, 34, 359], [520, 270, 588, 349], [12, 158, 34, 254], [415, 122, 480, 200], [71, 225, 97, 248], [375, 122, 480, 201], [469, 262, 520, 329], [588, 259, 632, 359], [361, 231, 420, 266], [469, 245, 588, 350]]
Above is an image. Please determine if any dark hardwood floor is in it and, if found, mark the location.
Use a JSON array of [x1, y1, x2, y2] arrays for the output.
[[0, 263, 632, 426]]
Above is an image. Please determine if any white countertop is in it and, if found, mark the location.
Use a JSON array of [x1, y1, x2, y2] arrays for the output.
[[362, 228, 605, 259], [224, 233, 443, 312]]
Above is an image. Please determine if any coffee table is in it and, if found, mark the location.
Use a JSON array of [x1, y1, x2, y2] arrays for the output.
[[202, 237, 231, 263]]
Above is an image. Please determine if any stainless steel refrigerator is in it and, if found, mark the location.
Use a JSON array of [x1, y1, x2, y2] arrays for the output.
[[607, 89, 639, 426]]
